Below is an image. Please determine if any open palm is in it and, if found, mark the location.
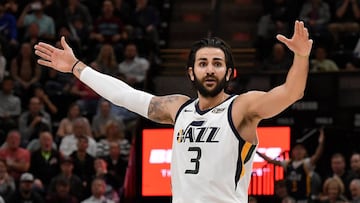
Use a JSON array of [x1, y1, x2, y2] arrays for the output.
[[34, 36, 78, 73], [276, 21, 313, 57]]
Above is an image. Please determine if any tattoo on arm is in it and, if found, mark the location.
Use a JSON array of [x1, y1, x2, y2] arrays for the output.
[[148, 95, 179, 124], [76, 67, 83, 74]]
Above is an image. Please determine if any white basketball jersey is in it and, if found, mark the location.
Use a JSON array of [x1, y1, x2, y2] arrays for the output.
[[171, 95, 257, 203]]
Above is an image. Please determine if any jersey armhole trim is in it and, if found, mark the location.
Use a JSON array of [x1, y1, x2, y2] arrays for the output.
[[227, 97, 244, 143], [174, 98, 195, 122]]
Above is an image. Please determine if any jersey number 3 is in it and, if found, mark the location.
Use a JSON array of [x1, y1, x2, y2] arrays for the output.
[[185, 147, 201, 174]]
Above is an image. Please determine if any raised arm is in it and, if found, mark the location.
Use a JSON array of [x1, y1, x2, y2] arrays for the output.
[[240, 21, 313, 121], [256, 151, 283, 167], [310, 128, 325, 166], [34, 37, 189, 125]]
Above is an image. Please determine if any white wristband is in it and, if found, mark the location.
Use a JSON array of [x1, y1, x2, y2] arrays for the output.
[[79, 66, 153, 118]]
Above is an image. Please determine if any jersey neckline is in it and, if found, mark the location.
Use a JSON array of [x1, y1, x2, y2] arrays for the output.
[[195, 94, 237, 115]]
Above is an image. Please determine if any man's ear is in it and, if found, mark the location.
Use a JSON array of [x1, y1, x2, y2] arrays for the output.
[[188, 67, 194, 81], [226, 68, 233, 81]]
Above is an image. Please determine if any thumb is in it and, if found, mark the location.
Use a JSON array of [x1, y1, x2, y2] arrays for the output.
[[276, 34, 290, 45], [60, 36, 71, 51]]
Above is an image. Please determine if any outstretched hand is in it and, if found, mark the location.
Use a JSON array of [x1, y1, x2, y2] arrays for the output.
[[276, 20, 313, 57], [34, 36, 78, 73]]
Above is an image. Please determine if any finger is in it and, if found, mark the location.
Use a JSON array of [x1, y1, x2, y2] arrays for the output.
[[276, 34, 290, 45], [37, 59, 53, 68], [298, 21, 305, 36], [34, 45, 53, 56], [309, 39, 314, 47], [37, 42, 55, 53], [303, 27, 309, 36], [294, 20, 300, 36], [34, 50, 51, 61], [61, 36, 71, 51]]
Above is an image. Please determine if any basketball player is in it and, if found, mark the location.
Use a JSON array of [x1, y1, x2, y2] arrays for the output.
[[34, 20, 313, 203], [257, 128, 325, 202]]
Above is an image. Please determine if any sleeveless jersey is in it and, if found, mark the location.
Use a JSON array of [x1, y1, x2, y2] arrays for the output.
[[171, 95, 257, 203], [285, 159, 311, 201]]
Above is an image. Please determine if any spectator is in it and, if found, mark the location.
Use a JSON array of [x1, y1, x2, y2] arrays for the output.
[[81, 177, 115, 203], [262, 42, 293, 71], [255, 0, 291, 60], [26, 130, 57, 153], [299, 0, 331, 39], [10, 42, 41, 108], [347, 153, 360, 184], [42, 68, 73, 97], [103, 141, 128, 192], [257, 128, 325, 202], [328, 0, 360, 46], [0, 44, 6, 82], [68, 15, 91, 59], [113, 0, 132, 25], [70, 75, 101, 119], [16, 1, 55, 42], [327, 153, 352, 199], [311, 46, 339, 72], [90, 44, 119, 76], [118, 42, 150, 89], [18, 96, 52, 146], [56, 102, 92, 141], [60, 118, 97, 157], [96, 119, 129, 160], [45, 176, 78, 203], [3, 0, 21, 17], [92, 159, 119, 203], [92, 100, 120, 140], [89, 0, 127, 61], [319, 176, 348, 203], [48, 156, 84, 201], [0, 76, 21, 142], [282, 196, 296, 203], [30, 131, 61, 189], [65, 0, 92, 32], [34, 85, 58, 116], [350, 179, 360, 203], [0, 159, 15, 200], [274, 179, 294, 203], [248, 196, 258, 203], [131, 0, 160, 61], [0, 130, 30, 182], [6, 172, 44, 203], [42, 0, 65, 30], [23, 22, 41, 46], [0, 1, 18, 59], [70, 135, 95, 196]]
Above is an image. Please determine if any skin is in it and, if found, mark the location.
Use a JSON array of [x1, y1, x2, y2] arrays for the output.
[[34, 20, 312, 145]]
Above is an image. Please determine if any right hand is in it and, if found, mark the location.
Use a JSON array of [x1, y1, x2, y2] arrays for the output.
[[34, 36, 78, 73]]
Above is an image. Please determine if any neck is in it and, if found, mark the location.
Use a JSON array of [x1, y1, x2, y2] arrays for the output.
[[197, 91, 228, 111]]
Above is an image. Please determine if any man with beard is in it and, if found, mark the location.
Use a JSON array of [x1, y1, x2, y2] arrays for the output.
[[33, 20, 313, 203]]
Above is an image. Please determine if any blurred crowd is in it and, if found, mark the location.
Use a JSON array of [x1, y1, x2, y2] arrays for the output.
[[255, 0, 360, 72], [0, 0, 162, 202]]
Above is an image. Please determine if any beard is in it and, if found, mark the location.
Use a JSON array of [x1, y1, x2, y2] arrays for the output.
[[193, 73, 227, 98]]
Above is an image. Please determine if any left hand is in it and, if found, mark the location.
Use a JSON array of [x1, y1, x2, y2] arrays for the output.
[[276, 20, 313, 57]]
